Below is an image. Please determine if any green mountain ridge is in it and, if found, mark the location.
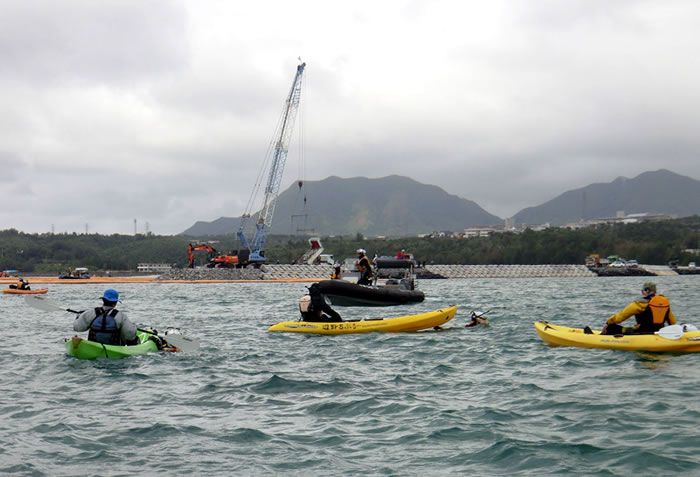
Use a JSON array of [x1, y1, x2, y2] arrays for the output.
[[514, 169, 700, 225], [183, 170, 700, 237], [182, 175, 502, 237]]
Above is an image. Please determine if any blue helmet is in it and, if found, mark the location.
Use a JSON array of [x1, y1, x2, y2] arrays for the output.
[[102, 288, 119, 302]]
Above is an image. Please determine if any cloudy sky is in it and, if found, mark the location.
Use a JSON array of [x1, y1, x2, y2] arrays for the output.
[[2, 0, 700, 235]]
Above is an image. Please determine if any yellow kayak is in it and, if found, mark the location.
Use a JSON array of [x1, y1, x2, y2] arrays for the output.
[[269, 306, 458, 335], [534, 321, 700, 352]]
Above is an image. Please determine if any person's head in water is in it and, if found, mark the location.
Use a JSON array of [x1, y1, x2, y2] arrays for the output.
[[102, 288, 119, 307]]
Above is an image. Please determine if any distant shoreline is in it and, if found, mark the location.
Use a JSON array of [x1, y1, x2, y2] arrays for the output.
[[3, 262, 699, 284], [0, 276, 321, 284]]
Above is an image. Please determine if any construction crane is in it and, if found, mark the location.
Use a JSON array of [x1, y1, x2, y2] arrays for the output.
[[237, 61, 306, 265]]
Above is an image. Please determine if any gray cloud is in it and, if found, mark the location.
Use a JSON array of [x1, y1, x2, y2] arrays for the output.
[[0, 0, 188, 86], [2, 1, 700, 234]]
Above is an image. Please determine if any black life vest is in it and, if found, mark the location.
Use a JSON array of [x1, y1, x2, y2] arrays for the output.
[[88, 308, 122, 345], [302, 285, 342, 322], [635, 295, 671, 333], [308, 283, 324, 309]]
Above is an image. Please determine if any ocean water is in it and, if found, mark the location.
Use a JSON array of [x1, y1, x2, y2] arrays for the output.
[[1, 276, 700, 476]]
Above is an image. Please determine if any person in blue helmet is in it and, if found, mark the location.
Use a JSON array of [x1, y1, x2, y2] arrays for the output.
[[73, 289, 138, 345]]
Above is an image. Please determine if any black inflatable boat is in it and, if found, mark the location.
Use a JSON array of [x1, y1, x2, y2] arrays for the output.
[[315, 279, 425, 306]]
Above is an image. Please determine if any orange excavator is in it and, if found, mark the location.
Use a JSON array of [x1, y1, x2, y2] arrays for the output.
[[187, 243, 241, 268]]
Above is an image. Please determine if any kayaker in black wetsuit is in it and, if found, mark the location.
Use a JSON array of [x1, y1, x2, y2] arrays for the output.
[[600, 282, 677, 335], [73, 289, 139, 345], [299, 284, 342, 322]]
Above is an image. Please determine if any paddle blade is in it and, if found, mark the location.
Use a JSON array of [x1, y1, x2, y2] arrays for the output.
[[161, 333, 200, 352], [656, 325, 684, 340], [24, 295, 67, 312]]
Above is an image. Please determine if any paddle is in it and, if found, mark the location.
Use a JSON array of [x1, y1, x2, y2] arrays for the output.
[[24, 295, 82, 313], [473, 309, 491, 319], [24, 295, 200, 352], [656, 325, 685, 340]]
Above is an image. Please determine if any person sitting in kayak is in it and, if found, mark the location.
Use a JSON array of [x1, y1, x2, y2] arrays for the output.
[[73, 289, 139, 345], [299, 284, 342, 322], [9, 278, 30, 290], [600, 282, 677, 335], [356, 249, 373, 286]]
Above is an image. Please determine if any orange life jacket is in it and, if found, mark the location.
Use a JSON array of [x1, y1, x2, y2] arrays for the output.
[[357, 256, 371, 272], [648, 295, 670, 325]]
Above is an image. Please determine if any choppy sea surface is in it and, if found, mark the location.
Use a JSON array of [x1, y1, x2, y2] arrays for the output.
[[2, 276, 700, 476]]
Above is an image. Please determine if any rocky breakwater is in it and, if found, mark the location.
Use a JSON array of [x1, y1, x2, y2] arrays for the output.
[[158, 267, 264, 281], [157, 264, 334, 281], [589, 266, 660, 277], [674, 267, 700, 275], [423, 264, 595, 278], [261, 264, 333, 280]]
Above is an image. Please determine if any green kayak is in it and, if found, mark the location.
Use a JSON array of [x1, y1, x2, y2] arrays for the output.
[[65, 329, 164, 360]]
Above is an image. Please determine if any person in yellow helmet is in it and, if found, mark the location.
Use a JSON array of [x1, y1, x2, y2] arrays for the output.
[[599, 282, 676, 335]]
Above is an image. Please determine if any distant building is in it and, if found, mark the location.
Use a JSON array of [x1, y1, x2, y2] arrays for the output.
[[137, 263, 172, 273], [597, 212, 675, 224], [552, 212, 676, 230], [464, 227, 497, 238]]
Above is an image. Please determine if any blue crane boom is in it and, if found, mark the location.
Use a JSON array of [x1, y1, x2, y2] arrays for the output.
[[237, 61, 306, 264]]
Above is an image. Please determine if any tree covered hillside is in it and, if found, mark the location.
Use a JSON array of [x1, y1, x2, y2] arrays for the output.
[[1, 216, 699, 273]]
